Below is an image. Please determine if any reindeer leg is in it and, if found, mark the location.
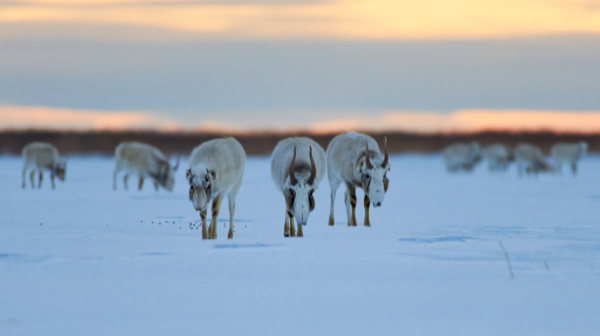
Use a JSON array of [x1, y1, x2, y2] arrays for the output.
[[289, 212, 296, 237], [22, 168, 26, 188], [200, 210, 208, 240], [344, 183, 357, 226], [328, 176, 341, 226], [30, 171, 35, 189], [344, 190, 352, 226], [227, 194, 236, 239], [572, 163, 577, 176], [153, 181, 159, 191], [138, 177, 144, 190], [112, 163, 123, 190], [51, 174, 55, 189], [351, 196, 357, 226], [329, 191, 336, 226], [123, 174, 129, 190], [38, 171, 43, 189], [227, 179, 242, 239], [284, 211, 290, 237], [209, 195, 223, 239], [296, 222, 303, 237], [364, 195, 371, 227]]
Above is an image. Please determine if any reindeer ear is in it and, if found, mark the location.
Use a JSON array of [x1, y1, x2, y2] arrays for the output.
[[186, 169, 194, 180], [357, 158, 366, 173]]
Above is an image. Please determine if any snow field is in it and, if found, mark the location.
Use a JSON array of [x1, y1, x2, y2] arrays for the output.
[[1, 155, 600, 335]]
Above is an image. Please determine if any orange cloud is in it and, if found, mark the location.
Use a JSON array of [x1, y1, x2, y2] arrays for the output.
[[3, 105, 600, 133], [310, 110, 600, 133], [1, 0, 600, 40]]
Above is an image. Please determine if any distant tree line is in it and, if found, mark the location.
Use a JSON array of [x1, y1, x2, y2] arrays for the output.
[[0, 130, 597, 156]]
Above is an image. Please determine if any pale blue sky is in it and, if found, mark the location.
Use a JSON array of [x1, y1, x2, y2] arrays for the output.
[[1, 34, 599, 129]]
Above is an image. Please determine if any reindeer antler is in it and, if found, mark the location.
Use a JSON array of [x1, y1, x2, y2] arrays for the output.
[[307, 146, 317, 185], [382, 137, 388, 168], [289, 146, 298, 186], [365, 141, 373, 169]]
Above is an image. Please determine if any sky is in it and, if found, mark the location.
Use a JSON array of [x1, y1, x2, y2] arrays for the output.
[[1, 0, 600, 132]]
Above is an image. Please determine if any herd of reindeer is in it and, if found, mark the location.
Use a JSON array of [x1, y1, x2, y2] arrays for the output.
[[443, 141, 588, 175], [20, 132, 389, 239], [19, 133, 586, 239]]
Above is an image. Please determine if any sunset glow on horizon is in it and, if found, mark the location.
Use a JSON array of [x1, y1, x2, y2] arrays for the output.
[[3, 105, 600, 134], [1, 0, 600, 40]]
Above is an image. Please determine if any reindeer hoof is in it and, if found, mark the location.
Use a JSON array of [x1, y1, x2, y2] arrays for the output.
[[284, 234, 289, 237]]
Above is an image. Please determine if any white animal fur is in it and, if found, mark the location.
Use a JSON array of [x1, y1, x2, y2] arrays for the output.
[[551, 142, 588, 175], [187, 138, 246, 240], [21, 142, 66, 189], [113, 142, 179, 191], [484, 144, 513, 172], [515, 143, 553, 176], [326, 132, 390, 227], [270, 137, 326, 237], [443, 142, 482, 172]]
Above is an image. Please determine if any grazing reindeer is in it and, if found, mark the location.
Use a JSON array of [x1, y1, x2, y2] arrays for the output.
[[327, 132, 390, 227], [187, 138, 246, 240], [271, 138, 326, 237], [551, 142, 588, 175], [443, 142, 482, 172], [113, 142, 179, 191], [515, 143, 554, 176], [21, 142, 66, 189], [484, 144, 514, 172]]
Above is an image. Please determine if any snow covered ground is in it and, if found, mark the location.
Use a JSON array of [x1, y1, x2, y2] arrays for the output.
[[1, 154, 600, 335]]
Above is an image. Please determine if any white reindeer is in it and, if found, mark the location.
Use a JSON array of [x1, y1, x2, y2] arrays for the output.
[[21, 142, 66, 189], [327, 132, 390, 227], [113, 142, 179, 191], [187, 138, 246, 240], [271, 137, 326, 237], [484, 144, 514, 172], [443, 142, 482, 172], [551, 142, 588, 175], [515, 143, 554, 176]]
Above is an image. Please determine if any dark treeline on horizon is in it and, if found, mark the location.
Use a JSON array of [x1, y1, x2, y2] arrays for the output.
[[0, 130, 597, 156]]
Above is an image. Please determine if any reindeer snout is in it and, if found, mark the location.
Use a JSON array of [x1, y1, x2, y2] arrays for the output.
[[375, 202, 381, 207]]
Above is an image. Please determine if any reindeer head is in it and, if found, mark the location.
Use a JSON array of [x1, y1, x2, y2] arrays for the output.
[[284, 146, 317, 225], [187, 168, 215, 211], [357, 138, 390, 208], [152, 155, 179, 191], [470, 142, 483, 165], [54, 160, 66, 181]]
